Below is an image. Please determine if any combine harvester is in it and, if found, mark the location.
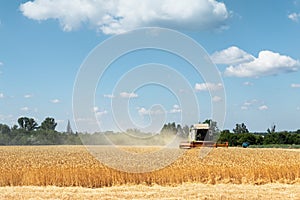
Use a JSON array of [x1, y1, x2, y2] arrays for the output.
[[179, 123, 228, 149]]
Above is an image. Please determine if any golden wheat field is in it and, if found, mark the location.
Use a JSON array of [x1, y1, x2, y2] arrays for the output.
[[0, 146, 299, 199]]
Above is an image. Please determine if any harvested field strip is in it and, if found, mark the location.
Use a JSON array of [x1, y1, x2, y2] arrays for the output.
[[0, 146, 299, 187], [0, 184, 300, 200]]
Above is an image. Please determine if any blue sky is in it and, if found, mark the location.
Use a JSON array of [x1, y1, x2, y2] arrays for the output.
[[0, 0, 300, 132]]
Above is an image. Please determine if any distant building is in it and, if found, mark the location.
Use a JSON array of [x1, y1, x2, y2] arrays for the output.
[[66, 120, 73, 134]]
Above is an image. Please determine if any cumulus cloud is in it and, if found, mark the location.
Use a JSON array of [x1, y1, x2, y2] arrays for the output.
[[0, 93, 4, 98], [50, 99, 60, 103], [243, 81, 253, 86], [20, 0, 230, 34], [212, 96, 222, 102], [258, 105, 268, 111], [104, 94, 115, 98], [291, 83, 300, 88], [241, 99, 269, 110], [241, 100, 268, 111], [21, 107, 30, 111], [224, 50, 300, 77], [211, 46, 255, 65], [93, 106, 99, 112], [195, 82, 223, 91], [24, 94, 33, 98], [241, 99, 258, 110], [93, 106, 108, 117], [241, 106, 248, 110], [120, 92, 138, 98], [169, 104, 181, 113], [138, 107, 150, 116], [288, 12, 300, 22], [137, 107, 164, 116]]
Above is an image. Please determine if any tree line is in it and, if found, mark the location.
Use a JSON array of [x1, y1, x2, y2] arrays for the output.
[[159, 121, 300, 146], [0, 117, 300, 146], [0, 117, 81, 145], [217, 123, 300, 146]]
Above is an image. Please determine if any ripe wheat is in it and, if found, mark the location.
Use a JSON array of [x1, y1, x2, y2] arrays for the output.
[[0, 146, 299, 187]]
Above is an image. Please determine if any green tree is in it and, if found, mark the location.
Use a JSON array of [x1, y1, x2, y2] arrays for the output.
[[11, 125, 18, 131], [40, 117, 57, 131], [267, 124, 276, 134], [176, 124, 183, 134], [182, 125, 189, 137], [161, 122, 177, 134], [18, 117, 26, 129], [202, 119, 218, 131], [233, 123, 249, 134], [0, 124, 11, 134], [237, 133, 257, 145], [26, 118, 38, 131], [203, 119, 211, 125], [218, 130, 238, 146], [17, 117, 38, 131]]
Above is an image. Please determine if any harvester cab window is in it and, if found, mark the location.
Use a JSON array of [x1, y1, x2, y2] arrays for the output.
[[195, 129, 208, 141]]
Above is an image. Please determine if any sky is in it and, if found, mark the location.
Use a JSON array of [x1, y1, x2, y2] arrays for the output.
[[0, 0, 300, 133]]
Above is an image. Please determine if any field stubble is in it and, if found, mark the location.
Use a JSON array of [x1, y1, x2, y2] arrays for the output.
[[1, 183, 299, 200]]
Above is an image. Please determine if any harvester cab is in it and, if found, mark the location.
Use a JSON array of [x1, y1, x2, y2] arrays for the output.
[[189, 123, 213, 142], [179, 123, 228, 149]]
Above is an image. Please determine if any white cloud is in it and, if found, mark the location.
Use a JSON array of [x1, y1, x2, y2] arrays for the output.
[[138, 107, 150, 116], [241, 100, 268, 111], [21, 107, 30, 112], [24, 94, 33, 98], [93, 106, 99, 112], [291, 83, 300, 88], [241, 106, 248, 110], [93, 106, 108, 117], [258, 105, 268, 111], [243, 81, 253, 86], [241, 99, 258, 110], [97, 110, 108, 116], [20, 0, 230, 34], [169, 104, 181, 113], [211, 46, 255, 65], [0, 93, 3, 98], [50, 99, 60, 103], [224, 50, 300, 77], [195, 82, 223, 91], [212, 96, 222, 102], [120, 92, 138, 98], [288, 12, 300, 22], [97, 111, 108, 117], [137, 107, 164, 116], [104, 94, 115, 98]]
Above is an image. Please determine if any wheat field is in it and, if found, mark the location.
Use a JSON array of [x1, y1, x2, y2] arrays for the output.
[[0, 146, 299, 199], [0, 146, 299, 186]]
